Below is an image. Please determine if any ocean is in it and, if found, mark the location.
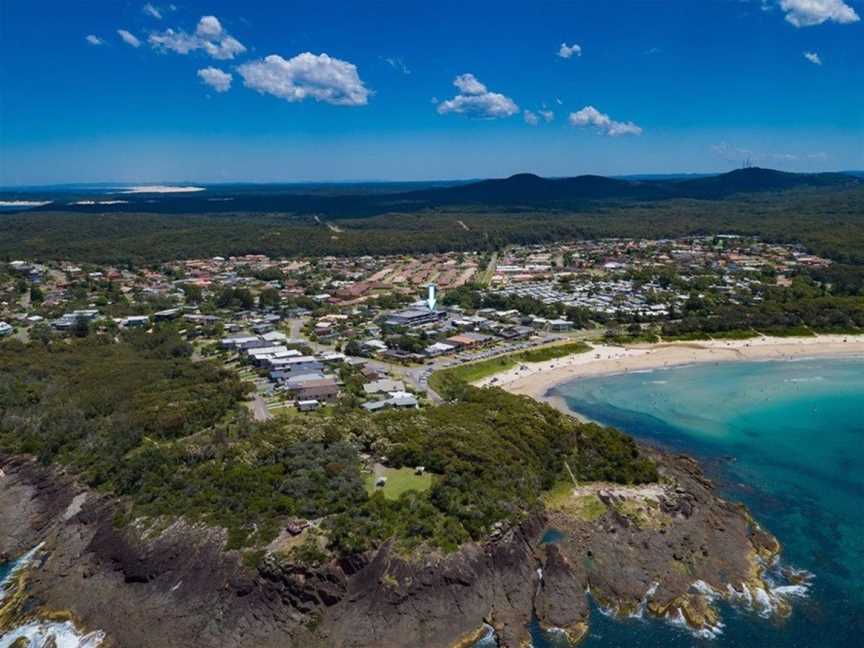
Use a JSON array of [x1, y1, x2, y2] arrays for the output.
[[535, 356, 864, 647], [4, 357, 862, 647]]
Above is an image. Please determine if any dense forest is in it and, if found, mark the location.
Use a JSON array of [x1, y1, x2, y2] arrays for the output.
[[0, 332, 656, 558], [1, 186, 863, 265]]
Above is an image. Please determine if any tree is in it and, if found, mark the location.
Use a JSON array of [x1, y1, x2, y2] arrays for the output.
[[73, 316, 91, 338], [29, 285, 44, 303], [181, 283, 203, 304], [258, 287, 281, 309], [215, 287, 255, 311]]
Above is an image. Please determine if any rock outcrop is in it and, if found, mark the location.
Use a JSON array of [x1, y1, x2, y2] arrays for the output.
[[0, 449, 802, 648]]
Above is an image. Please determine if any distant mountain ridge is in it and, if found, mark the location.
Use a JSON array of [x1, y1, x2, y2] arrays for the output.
[[4, 167, 859, 216], [400, 167, 859, 205]]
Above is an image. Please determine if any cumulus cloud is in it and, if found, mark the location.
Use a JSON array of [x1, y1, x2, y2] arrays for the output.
[[779, 0, 859, 27], [452, 73, 487, 95], [539, 109, 555, 123], [197, 66, 233, 92], [238, 52, 371, 106], [196, 15, 223, 39], [143, 3, 162, 19], [803, 50, 822, 65], [558, 42, 582, 59], [149, 15, 246, 60], [436, 73, 518, 119], [117, 29, 142, 48], [569, 106, 642, 136], [85, 34, 104, 46]]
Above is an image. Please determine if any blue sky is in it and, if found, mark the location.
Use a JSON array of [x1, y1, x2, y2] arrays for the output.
[[1, 0, 862, 184]]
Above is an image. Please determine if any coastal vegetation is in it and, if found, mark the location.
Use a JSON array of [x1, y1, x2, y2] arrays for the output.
[[658, 284, 864, 340], [428, 341, 591, 394], [0, 331, 656, 557]]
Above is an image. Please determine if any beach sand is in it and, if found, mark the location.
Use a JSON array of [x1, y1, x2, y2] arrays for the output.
[[475, 335, 864, 412]]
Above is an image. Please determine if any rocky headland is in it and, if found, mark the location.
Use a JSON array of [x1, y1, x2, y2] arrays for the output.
[[0, 446, 807, 648]]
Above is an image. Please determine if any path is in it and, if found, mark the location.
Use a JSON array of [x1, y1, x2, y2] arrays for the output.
[[249, 394, 273, 421]]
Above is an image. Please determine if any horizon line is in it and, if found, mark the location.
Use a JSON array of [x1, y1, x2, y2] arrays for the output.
[[2, 167, 862, 190]]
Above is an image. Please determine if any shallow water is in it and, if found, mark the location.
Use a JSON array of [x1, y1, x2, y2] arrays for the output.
[[0, 545, 105, 648], [538, 356, 864, 647]]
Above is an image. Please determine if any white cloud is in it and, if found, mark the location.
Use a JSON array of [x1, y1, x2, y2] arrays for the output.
[[143, 3, 162, 19], [803, 50, 822, 65], [196, 15, 224, 39], [558, 42, 582, 59], [437, 74, 518, 119], [149, 28, 199, 54], [525, 109, 554, 125], [711, 141, 828, 162], [711, 142, 753, 159], [383, 57, 411, 75], [453, 73, 487, 95], [569, 106, 642, 136], [203, 35, 246, 60], [779, 0, 859, 27], [149, 15, 246, 60], [117, 29, 142, 48], [85, 34, 104, 46], [238, 52, 371, 106], [197, 66, 233, 92]]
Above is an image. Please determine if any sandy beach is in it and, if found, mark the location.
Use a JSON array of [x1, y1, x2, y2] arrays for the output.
[[475, 335, 864, 411]]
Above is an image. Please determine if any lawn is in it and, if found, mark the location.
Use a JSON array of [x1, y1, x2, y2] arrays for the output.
[[517, 341, 592, 363], [429, 341, 592, 392], [364, 466, 434, 500]]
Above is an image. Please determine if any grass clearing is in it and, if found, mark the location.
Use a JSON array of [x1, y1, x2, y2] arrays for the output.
[[542, 482, 608, 522], [429, 341, 591, 392], [365, 466, 434, 500]]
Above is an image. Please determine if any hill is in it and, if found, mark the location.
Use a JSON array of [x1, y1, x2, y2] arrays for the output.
[[668, 167, 858, 199], [402, 167, 858, 206], [3, 168, 859, 217]]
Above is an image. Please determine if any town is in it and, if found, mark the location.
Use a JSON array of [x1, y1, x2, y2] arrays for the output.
[[0, 236, 832, 418]]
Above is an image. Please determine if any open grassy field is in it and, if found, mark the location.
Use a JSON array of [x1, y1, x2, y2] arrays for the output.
[[365, 466, 434, 500]]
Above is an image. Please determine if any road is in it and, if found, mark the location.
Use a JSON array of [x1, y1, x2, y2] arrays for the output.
[[479, 251, 498, 286], [249, 394, 273, 421]]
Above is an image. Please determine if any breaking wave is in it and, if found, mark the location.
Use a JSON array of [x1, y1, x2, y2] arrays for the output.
[[0, 545, 105, 648]]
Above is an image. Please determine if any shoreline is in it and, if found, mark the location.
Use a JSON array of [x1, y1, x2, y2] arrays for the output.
[[474, 334, 864, 412]]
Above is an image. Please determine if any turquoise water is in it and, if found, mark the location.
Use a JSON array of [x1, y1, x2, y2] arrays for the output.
[[535, 356, 864, 647], [540, 528, 566, 545]]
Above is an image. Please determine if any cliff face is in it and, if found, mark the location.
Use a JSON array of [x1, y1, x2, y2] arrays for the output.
[[0, 450, 793, 648]]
